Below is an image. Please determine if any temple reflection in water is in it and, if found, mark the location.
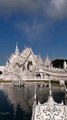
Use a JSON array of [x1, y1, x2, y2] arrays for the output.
[[0, 80, 66, 120]]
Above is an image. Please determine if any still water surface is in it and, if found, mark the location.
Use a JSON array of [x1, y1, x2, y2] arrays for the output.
[[0, 83, 65, 120]]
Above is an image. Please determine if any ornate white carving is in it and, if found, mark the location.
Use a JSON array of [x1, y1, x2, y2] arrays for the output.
[[32, 96, 67, 120]]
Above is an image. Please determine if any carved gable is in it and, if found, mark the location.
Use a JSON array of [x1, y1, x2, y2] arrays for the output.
[[4, 47, 43, 77]]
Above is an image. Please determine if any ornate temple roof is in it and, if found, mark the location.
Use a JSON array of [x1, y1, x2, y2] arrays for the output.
[[19, 47, 37, 64]]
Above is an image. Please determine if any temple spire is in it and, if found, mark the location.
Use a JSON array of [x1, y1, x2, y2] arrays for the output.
[[15, 42, 19, 55], [45, 54, 51, 67], [38, 52, 42, 65]]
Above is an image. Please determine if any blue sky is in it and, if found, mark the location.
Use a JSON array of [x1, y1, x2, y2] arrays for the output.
[[0, 0, 67, 65]]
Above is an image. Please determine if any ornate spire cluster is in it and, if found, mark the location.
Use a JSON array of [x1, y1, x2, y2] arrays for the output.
[[44, 55, 51, 67], [4, 44, 44, 78]]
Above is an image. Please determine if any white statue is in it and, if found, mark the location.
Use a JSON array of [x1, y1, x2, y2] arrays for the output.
[[63, 61, 67, 69]]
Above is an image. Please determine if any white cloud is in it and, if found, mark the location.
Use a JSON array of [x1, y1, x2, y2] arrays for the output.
[[0, 0, 45, 16], [16, 20, 44, 41], [15, 18, 53, 42], [0, 0, 67, 19], [48, 0, 67, 18]]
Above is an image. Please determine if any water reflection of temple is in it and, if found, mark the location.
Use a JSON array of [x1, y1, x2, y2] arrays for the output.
[[0, 81, 67, 120]]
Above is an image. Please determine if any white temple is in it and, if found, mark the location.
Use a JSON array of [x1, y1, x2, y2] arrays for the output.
[[0, 44, 67, 119], [0, 44, 67, 84]]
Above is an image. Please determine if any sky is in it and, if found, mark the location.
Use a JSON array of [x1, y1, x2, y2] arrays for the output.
[[0, 0, 67, 65]]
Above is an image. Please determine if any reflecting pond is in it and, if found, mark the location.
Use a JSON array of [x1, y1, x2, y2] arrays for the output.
[[0, 83, 66, 120]]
